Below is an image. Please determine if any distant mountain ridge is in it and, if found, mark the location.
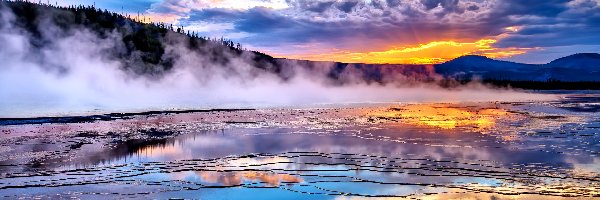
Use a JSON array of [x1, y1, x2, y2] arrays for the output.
[[434, 53, 600, 82], [547, 53, 600, 70]]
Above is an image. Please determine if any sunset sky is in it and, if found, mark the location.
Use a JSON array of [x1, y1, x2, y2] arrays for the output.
[[55, 0, 600, 64]]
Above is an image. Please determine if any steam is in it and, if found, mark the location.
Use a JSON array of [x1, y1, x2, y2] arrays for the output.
[[0, 6, 555, 117]]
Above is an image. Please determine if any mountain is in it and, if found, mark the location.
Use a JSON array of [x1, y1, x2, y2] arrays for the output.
[[434, 55, 538, 81], [547, 53, 600, 70], [436, 55, 531, 72], [435, 54, 600, 82]]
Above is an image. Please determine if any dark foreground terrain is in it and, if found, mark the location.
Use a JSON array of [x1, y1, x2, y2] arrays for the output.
[[0, 94, 599, 199]]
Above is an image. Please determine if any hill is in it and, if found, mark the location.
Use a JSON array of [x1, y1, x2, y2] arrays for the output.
[[0, 0, 285, 76], [434, 55, 537, 81], [547, 53, 600, 70], [435, 53, 600, 82]]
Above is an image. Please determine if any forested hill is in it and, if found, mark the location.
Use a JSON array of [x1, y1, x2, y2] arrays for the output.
[[0, 0, 285, 76]]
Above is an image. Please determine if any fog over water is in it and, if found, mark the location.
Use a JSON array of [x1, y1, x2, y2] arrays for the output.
[[0, 7, 555, 118]]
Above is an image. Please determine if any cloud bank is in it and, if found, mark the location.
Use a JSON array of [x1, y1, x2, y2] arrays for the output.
[[52, 0, 600, 63], [136, 0, 600, 63]]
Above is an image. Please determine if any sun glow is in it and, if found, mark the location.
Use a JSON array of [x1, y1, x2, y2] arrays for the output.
[[277, 38, 532, 64], [505, 26, 520, 32]]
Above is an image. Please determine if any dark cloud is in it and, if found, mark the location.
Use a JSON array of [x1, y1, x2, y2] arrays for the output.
[[489, 0, 570, 17], [291, 0, 335, 13], [187, 8, 241, 22], [497, 27, 600, 48], [234, 8, 298, 32], [466, 5, 478, 11], [420, 0, 463, 16], [491, 0, 600, 48], [421, 0, 456, 10], [336, 1, 359, 13], [154, 0, 600, 55], [385, 0, 401, 7], [370, 0, 386, 10]]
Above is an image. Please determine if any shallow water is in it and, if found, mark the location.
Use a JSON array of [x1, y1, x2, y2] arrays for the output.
[[0, 94, 599, 199]]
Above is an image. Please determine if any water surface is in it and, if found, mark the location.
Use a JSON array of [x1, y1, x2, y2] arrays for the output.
[[0, 95, 598, 199]]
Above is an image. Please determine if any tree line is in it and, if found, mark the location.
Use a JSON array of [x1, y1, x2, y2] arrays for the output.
[[0, 0, 262, 76]]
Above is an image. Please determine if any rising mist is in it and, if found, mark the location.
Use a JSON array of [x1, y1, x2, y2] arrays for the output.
[[0, 2, 554, 117]]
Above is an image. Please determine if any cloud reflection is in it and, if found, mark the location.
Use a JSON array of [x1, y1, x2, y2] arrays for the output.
[[194, 171, 302, 186]]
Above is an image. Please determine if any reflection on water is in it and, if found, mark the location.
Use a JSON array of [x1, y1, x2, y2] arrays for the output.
[[0, 96, 599, 199], [370, 104, 511, 130], [194, 171, 303, 187]]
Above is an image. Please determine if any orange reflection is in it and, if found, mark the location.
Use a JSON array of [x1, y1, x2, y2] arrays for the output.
[[371, 104, 510, 129], [195, 171, 302, 186]]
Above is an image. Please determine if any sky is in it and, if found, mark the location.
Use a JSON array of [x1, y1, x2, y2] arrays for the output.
[[53, 0, 600, 64]]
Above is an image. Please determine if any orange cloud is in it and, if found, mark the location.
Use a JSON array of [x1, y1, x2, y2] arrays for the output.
[[275, 39, 534, 64]]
